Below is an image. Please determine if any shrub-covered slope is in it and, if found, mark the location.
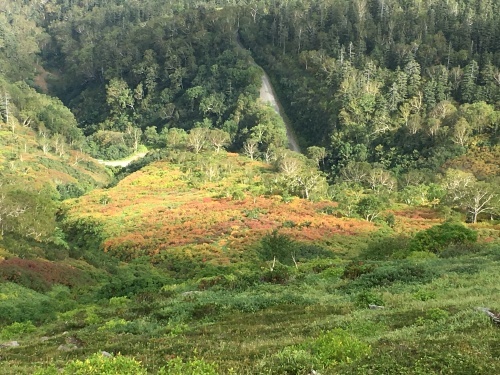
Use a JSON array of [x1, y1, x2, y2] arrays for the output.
[[61, 152, 378, 265]]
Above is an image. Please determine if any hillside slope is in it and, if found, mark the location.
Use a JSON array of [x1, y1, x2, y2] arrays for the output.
[[62, 152, 378, 266]]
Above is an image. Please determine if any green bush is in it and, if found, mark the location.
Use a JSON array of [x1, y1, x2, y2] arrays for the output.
[[57, 183, 88, 200], [354, 291, 384, 308], [308, 328, 371, 366], [98, 317, 163, 335], [413, 289, 436, 301], [409, 222, 477, 254], [97, 260, 169, 298], [0, 321, 36, 339], [0, 283, 57, 324], [439, 242, 482, 258], [258, 347, 321, 375], [261, 262, 297, 284], [348, 262, 436, 289], [158, 357, 219, 375], [426, 308, 449, 322], [259, 230, 297, 266], [341, 261, 376, 280], [360, 235, 411, 260]]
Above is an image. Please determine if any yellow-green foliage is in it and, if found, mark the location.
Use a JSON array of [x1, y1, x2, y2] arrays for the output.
[[61, 153, 376, 263], [34, 353, 146, 375]]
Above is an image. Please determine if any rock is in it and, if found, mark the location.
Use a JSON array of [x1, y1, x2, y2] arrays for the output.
[[57, 343, 78, 351], [40, 336, 50, 342], [101, 351, 113, 357], [65, 336, 84, 347], [181, 291, 202, 296], [369, 304, 385, 309], [0, 341, 19, 348]]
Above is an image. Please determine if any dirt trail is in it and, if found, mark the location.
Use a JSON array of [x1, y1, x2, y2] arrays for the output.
[[237, 34, 301, 153], [97, 152, 147, 168]]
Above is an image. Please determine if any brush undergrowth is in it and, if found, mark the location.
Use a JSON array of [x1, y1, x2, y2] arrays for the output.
[[0, 228, 499, 375]]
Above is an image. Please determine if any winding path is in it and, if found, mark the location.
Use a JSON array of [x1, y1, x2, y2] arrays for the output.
[[236, 34, 301, 153]]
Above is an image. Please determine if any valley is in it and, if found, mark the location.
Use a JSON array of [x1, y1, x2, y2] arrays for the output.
[[0, 0, 499, 374]]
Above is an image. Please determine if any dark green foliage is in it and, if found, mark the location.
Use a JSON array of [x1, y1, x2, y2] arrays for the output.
[[259, 230, 297, 265], [259, 230, 332, 267], [97, 260, 169, 299], [261, 262, 296, 284], [0, 283, 57, 325], [57, 183, 88, 200], [341, 261, 377, 280], [355, 291, 385, 308], [37, 158, 99, 188], [439, 242, 482, 258], [356, 196, 386, 222], [196, 271, 260, 291], [348, 262, 436, 289], [409, 222, 478, 254], [361, 235, 411, 260]]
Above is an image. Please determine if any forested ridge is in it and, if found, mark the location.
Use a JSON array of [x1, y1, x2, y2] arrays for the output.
[[0, 1, 499, 374]]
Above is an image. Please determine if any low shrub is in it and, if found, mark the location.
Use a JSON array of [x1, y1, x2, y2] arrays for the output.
[[354, 291, 384, 308], [341, 261, 376, 280], [261, 262, 297, 284], [98, 317, 163, 336], [0, 321, 36, 339], [439, 242, 482, 258], [360, 235, 411, 260], [34, 353, 146, 375], [409, 222, 478, 254], [308, 328, 371, 366], [348, 262, 436, 289], [97, 261, 169, 298], [0, 282, 57, 324], [426, 308, 449, 322], [257, 347, 320, 375], [258, 230, 297, 266], [158, 357, 219, 375], [413, 289, 436, 301]]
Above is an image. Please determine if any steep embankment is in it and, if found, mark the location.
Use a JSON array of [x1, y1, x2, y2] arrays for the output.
[[0, 127, 111, 190]]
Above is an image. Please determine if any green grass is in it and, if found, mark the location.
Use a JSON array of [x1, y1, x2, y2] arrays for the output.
[[1, 241, 499, 374]]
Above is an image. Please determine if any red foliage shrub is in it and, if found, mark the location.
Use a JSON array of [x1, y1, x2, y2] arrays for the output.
[[0, 258, 94, 292]]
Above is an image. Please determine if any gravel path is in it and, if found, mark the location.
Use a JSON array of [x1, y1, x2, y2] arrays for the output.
[[237, 34, 301, 153], [98, 152, 147, 167], [259, 73, 301, 153]]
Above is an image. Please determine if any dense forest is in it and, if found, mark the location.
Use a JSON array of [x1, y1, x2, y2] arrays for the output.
[[0, 1, 499, 374]]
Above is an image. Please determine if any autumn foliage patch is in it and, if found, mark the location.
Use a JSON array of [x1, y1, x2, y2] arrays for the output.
[[0, 258, 93, 292]]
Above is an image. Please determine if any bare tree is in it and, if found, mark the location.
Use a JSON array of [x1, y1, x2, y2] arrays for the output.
[[208, 129, 230, 153], [278, 154, 301, 176], [463, 182, 497, 224], [367, 168, 397, 192], [243, 139, 259, 160], [187, 127, 208, 154], [452, 117, 471, 147]]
